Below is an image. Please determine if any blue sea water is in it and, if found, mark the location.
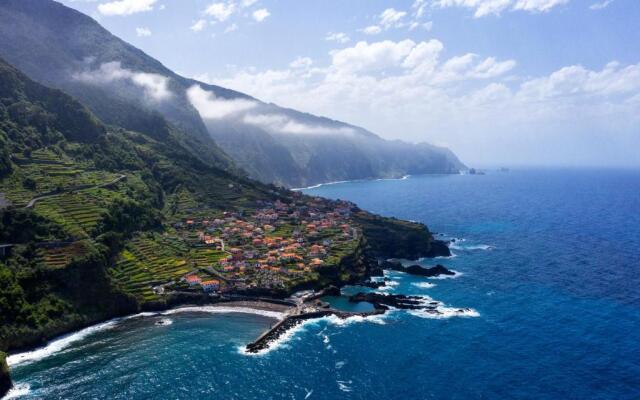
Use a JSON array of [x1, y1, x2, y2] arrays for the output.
[[5, 168, 640, 399]]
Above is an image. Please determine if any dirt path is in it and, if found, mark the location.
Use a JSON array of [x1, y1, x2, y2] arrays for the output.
[[25, 174, 126, 209]]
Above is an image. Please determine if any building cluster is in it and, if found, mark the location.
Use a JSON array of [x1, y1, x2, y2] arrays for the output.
[[177, 198, 359, 292]]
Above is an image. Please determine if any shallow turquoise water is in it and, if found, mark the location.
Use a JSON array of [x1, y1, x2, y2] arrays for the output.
[[6, 168, 640, 399]]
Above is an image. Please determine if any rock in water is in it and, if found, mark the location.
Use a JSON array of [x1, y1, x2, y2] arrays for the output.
[[380, 260, 455, 277], [404, 264, 455, 277]]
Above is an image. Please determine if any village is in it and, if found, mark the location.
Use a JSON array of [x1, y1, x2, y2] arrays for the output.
[[167, 197, 360, 294]]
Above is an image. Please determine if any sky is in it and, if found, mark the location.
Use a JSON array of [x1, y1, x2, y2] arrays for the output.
[[60, 0, 640, 167]]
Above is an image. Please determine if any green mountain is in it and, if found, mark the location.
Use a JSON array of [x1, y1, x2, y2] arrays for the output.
[[0, 54, 448, 392], [0, 0, 464, 188]]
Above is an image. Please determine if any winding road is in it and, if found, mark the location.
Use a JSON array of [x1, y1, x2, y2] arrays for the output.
[[25, 174, 126, 208]]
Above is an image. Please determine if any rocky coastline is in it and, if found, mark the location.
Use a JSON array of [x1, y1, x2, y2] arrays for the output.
[[381, 260, 456, 277], [0, 352, 11, 398], [1, 229, 450, 393]]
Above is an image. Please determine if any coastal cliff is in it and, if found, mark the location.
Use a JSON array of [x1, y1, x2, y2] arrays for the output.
[[353, 211, 450, 260], [0, 352, 11, 398]]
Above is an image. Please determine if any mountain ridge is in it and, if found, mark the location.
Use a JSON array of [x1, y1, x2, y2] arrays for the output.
[[0, 0, 465, 188]]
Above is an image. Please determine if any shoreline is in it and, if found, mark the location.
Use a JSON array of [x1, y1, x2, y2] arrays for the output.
[[291, 174, 412, 191], [6, 300, 294, 368]]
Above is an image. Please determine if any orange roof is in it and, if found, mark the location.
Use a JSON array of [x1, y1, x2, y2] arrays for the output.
[[202, 280, 220, 285]]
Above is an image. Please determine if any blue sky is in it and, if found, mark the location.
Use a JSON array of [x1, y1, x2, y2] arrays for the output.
[[60, 0, 640, 167]]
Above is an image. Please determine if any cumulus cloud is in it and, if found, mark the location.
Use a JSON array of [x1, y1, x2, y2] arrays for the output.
[[98, 0, 157, 16], [187, 85, 257, 119], [325, 32, 350, 44], [205, 2, 235, 21], [243, 113, 355, 135], [191, 19, 207, 32], [289, 57, 313, 69], [589, 0, 614, 10], [379, 8, 407, 29], [361, 25, 382, 35], [74, 61, 171, 101], [136, 27, 152, 37], [432, 0, 569, 17], [252, 8, 270, 22], [203, 37, 640, 166]]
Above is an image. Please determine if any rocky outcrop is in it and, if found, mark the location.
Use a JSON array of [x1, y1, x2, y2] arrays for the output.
[[354, 212, 451, 260], [381, 260, 455, 277], [0, 352, 11, 398], [349, 293, 428, 310]]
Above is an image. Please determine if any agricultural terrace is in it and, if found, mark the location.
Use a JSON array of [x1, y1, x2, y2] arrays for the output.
[[0, 147, 120, 206]]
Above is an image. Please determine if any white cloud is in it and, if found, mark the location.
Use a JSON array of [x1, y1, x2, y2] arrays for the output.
[[432, 0, 569, 17], [97, 0, 157, 16], [241, 0, 258, 6], [74, 61, 171, 101], [422, 21, 434, 31], [243, 113, 355, 135], [379, 8, 407, 29], [202, 39, 640, 166], [135, 27, 152, 37], [191, 19, 207, 32], [289, 57, 313, 69], [589, 0, 614, 10], [331, 40, 417, 73], [186, 85, 257, 119], [361, 25, 382, 35], [224, 23, 238, 33], [513, 0, 569, 13], [252, 8, 270, 22], [205, 2, 235, 21], [326, 32, 350, 44]]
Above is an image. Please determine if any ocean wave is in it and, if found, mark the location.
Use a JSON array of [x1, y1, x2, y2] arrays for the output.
[[408, 307, 480, 319], [155, 318, 173, 326], [406, 295, 480, 319], [6, 318, 122, 367], [291, 180, 351, 191], [337, 380, 353, 392], [449, 243, 494, 251], [238, 312, 388, 356], [8, 306, 283, 367], [412, 282, 436, 289], [238, 317, 321, 357], [1, 383, 31, 400], [161, 306, 285, 320], [428, 270, 463, 280]]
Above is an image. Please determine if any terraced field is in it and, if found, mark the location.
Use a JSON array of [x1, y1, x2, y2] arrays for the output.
[[110, 236, 192, 301], [33, 189, 121, 238], [37, 241, 91, 269], [1, 148, 121, 206]]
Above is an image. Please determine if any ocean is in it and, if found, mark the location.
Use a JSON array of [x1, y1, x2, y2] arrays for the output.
[[4, 168, 640, 399]]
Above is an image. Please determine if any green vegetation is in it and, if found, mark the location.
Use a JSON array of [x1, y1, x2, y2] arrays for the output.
[[0, 56, 440, 359]]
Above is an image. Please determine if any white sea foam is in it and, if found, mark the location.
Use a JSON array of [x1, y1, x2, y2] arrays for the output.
[[155, 318, 173, 326], [408, 307, 480, 319], [428, 270, 463, 280], [449, 242, 494, 251], [161, 306, 285, 320], [1, 383, 31, 400], [8, 306, 283, 367], [335, 361, 346, 369], [337, 380, 353, 392], [412, 282, 436, 289], [6, 318, 122, 367], [406, 295, 480, 319], [291, 180, 351, 191], [238, 317, 321, 357], [325, 313, 387, 326]]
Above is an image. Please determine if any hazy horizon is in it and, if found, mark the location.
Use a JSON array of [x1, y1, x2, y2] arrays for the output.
[[60, 0, 640, 168]]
